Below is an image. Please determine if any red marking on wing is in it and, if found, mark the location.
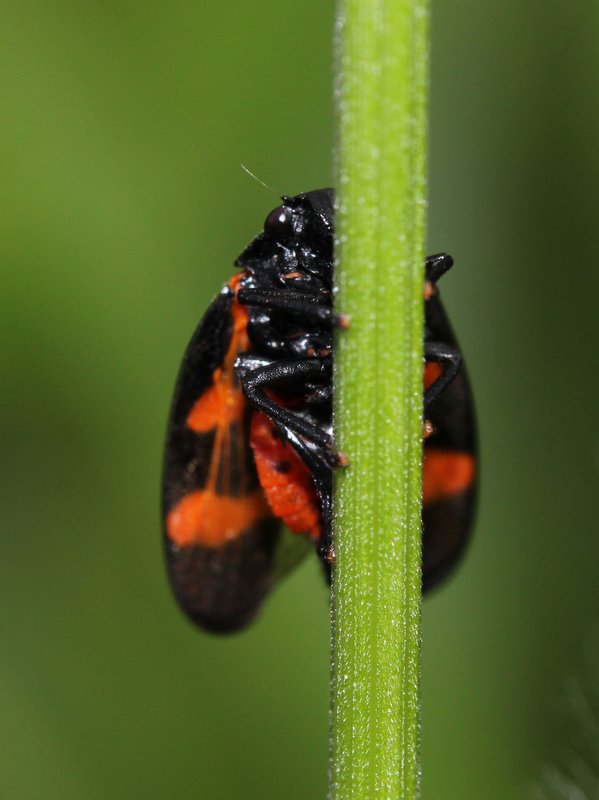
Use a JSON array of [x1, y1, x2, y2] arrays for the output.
[[186, 372, 246, 433], [423, 449, 475, 505], [167, 489, 270, 547], [187, 274, 249, 434], [250, 412, 321, 541]]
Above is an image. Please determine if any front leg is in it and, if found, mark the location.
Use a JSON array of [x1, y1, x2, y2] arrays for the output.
[[425, 253, 453, 285], [237, 287, 345, 327]]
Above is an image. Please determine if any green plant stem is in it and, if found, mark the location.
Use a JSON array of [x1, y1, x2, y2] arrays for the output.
[[330, 1, 429, 798]]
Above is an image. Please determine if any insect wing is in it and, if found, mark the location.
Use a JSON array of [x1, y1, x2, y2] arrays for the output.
[[422, 292, 477, 590], [162, 281, 280, 633]]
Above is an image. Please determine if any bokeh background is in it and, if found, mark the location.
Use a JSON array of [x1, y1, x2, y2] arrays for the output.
[[2, 1, 599, 798]]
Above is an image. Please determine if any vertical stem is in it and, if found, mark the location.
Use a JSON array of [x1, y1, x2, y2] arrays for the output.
[[331, 1, 429, 798]]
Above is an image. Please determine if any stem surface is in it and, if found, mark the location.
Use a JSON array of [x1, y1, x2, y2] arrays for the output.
[[331, 1, 429, 798]]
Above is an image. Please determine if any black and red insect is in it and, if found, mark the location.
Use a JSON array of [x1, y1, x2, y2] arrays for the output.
[[162, 189, 476, 633]]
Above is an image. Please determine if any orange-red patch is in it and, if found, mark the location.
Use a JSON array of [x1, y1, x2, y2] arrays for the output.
[[423, 449, 475, 505], [167, 489, 270, 548], [424, 361, 443, 390], [186, 371, 246, 433], [187, 274, 249, 434], [250, 412, 321, 541]]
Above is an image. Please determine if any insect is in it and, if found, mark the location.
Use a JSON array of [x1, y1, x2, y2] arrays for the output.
[[162, 189, 476, 633]]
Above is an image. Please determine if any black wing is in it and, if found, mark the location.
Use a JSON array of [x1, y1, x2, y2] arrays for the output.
[[423, 292, 477, 590], [162, 281, 280, 633]]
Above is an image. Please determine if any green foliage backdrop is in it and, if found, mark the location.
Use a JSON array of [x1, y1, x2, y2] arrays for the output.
[[2, 2, 599, 798]]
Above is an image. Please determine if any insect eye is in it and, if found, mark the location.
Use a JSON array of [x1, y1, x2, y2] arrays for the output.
[[264, 206, 294, 243]]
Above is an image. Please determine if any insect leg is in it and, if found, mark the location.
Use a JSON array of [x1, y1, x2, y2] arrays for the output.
[[425, 253, 454, 285], [424, 341, 462, 410], [277, 426, 335, 563], [237, 354, 337, 561], [235, 355, 339, 459], [237, 288, 341, 326]]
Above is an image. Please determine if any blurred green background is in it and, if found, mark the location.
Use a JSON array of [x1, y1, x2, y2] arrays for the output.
[[2, 1, 599, 798]]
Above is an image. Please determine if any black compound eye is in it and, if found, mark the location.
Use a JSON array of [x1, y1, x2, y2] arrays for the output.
[[264, 205, 294, 243]]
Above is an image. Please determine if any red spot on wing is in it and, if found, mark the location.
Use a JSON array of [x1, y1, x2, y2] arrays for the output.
[[187, 274, 248, 434], [423, 449, 475, 505], [186, 372, 246, 433], [250, 412, 321, 541], [167, 489, 270, 547]]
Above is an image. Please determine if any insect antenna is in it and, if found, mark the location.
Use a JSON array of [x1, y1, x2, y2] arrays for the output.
[[240, 164, 278, 195]]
